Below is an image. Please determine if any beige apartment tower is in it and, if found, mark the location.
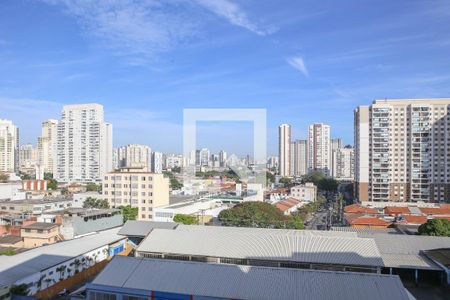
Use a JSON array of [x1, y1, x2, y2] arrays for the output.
[[102, 167, 170, 220], [354, 98, 450, 203], [278, 124, 291, 177]]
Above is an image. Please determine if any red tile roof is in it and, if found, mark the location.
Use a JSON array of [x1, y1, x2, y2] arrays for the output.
[[402, 215, 428, 225], [434, 216, 450, 221], [384, 206, 411, 215], [419, 207, 450, 215], [344, 204, 378, 214], [348, 216, 390, 226]]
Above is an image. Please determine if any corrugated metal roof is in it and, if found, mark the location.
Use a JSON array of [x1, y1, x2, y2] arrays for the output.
[[176, 224, 358, 237], [137, 228, 383, 267], [0, 227, 124, 287], [331, 227, 402, 235], [90, 256, 410, 300], [366, 234, 450, 270], [118, 220, 178, 237]]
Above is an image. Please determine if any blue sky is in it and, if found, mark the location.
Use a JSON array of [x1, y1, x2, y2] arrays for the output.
[[1, 0, 450, 156]]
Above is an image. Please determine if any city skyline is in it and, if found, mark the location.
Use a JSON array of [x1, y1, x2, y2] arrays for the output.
[[2, 1, 450, 154]]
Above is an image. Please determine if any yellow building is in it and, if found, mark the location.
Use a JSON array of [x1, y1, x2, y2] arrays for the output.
[[21, 222, 61, 248], [102, 167, 170, 220]]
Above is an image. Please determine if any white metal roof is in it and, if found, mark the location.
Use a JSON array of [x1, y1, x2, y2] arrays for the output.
[[0, 227, 124, 287], [118, 220, 178, 237], [367, 234, 450, 270], [90, 256, 411, 300], [176, 224, 358, 237], [137, 228, 383, 267]]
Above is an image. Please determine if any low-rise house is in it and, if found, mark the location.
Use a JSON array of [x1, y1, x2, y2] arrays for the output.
[[346, 216, 391, 229], [275, 198, 304, 215], [0, 198, 72, 215], [21, 222, 61, 248], [58, 208, 123, 239], [0, 235, 23, 248], [290, 183, 317, 202], [344, 204, 379, 214]]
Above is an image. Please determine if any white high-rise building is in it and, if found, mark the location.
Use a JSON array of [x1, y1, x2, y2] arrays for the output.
[[117, 144, 151, 170], [0, 119, 19, 173], [307, 123, 331, 176], [219, 150, 227, 167], [55, 103, 112, 183], [278, 124, 291, 177], [355, 98, 450, 203], [196, 148, 210, 166], [151, 151, 163, 174], [292, 139, 307, 176], [332, 147, 354, 181], [165, 154, 183, 169], [38, 119, 58, 173], [19, 144, 38, 169]]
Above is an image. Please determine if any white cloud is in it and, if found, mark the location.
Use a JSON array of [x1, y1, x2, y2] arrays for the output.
[[194, 0, 269, 35], [42, 0, 200, 61], [286, 56, 309, 77]]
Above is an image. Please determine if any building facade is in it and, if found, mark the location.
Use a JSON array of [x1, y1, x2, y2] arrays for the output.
[[278, 124, 291, 177], [18, 144, 39, 170], [117, 144, 152, 170], [55, 104, 113, 183], [307, 123, 331, 176], [291, 139, 307, 176], [102, 167, 170, 220], [290, 183, 317, 202], [355, 98, 450, 202], [151, 151, 163, 174], [37, 119, 58, 173], [0, 119, 19, 173], [332, 147, 355, 181]]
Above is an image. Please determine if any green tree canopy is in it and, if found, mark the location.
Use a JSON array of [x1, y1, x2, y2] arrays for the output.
[[302, 171, 338, 192], [173, 214, 198, 225], [47, 178, 58, 190], [83, 197, 110, 209], [119, 205, 139, 222], [418, 219, 450, 237], [218, 201, 303, 229], [279, 177, 292, 186], [86, 182, 101, 192], [44, 172, 53, 180], [0, 173, 8, 182], [163, 171, 183, 190]]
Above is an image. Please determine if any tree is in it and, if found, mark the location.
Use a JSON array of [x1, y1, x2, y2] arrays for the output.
[[119, 205, 139, 222], [418, 219, 450, 237], [218, 201, 303, 229], [163, 171, 183, 190], [0, 173, 8, 182], [279, 177, 292, 186], [44, 172, 53, 180], [10, 284, 29, 296], [47, 178, 58, 190], [173, 214, 198, 225], [83, 197, 109, 209], [266, 172, 275, 185], [86, 182, 101, 192]]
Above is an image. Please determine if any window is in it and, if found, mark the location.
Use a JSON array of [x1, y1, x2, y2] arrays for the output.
[[89, 292, 117, 300]]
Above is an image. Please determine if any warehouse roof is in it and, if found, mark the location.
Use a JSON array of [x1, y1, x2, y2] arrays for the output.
[[367, 234, 450, 270], [21, 222, 59, 230], [176, 224, 358, 237], [0, 227, 124, 288], [90, 256, 411, 300], [118, 220, 178, 237], [137, 228, 383, 267], [330, 227, 402, 235]]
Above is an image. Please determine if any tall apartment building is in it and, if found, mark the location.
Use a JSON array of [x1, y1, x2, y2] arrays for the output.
[[291, 139, 307, 176], [165, 154, 183, 170], [196, 148, 210, 167], [278, 124, 291, 177], [354, 98, 450, 203], [55, 104, 113, 183], [117, 144, 152, 170], [219, 150, 227, 167], [19, 144, 39, 169], [102, 167, 169, 220], [0, 119, 19, 173], [332, 147, 354, 181], [151, 151, 163, 174], [38, 119, 58, 173], [307, 123, 331, 176]]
